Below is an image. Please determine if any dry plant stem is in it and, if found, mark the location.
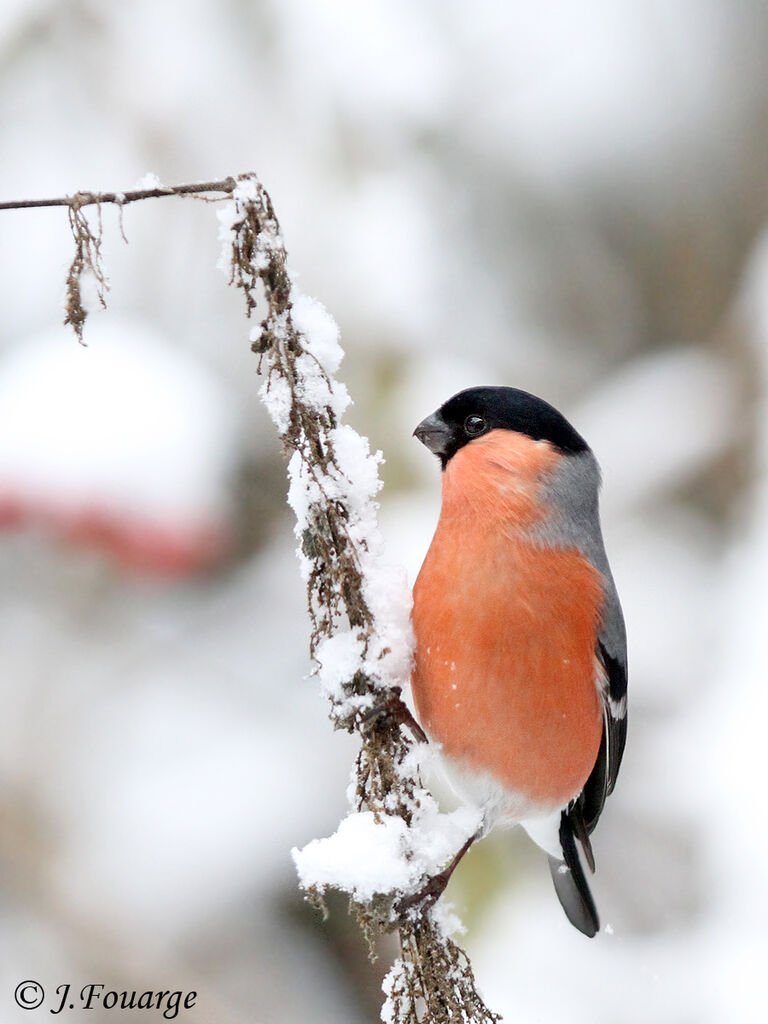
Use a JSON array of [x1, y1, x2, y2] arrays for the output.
[[403, 922, 500, 1024], [0, 178, 237, 211], [0, 178, 237, 342], [223, 172, 500, 1024]]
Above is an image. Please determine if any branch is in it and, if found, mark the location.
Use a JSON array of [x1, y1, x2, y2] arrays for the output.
[[0, 177, 237, 343], [0, 178, 237, 211], [218, 173, 501, 1024]]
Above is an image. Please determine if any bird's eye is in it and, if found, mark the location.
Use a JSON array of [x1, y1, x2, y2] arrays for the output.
[[464, 415, 486, 436]]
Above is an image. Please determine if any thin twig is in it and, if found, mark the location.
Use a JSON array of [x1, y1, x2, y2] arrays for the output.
[[0, 178, 237, 211], [0, 178, 238, 342]]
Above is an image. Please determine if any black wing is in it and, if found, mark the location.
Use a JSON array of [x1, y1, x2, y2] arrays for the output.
[[581, 640, 628, 833], [548, 642, 627, 938], [547, 628, 627, 937]]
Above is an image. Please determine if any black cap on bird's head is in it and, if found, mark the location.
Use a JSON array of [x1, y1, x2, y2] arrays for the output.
[[414, 386, 589, 468]]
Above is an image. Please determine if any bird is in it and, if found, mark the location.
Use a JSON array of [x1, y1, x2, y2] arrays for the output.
[[409, 386, 627, 937]]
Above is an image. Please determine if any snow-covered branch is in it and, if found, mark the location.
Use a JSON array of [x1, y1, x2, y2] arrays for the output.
[[218, 173, 500, 1024], [0, 168, 500, 1023]]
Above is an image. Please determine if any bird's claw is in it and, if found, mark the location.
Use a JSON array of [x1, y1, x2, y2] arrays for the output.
[[394, 830, 479, 920], [394, 870, 450, 919], [362, 687, 427, 744]]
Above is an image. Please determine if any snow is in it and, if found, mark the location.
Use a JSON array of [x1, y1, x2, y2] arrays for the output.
[[294, 351, 351, 419], [259, 374, 293, 435], [294, 736, 484, 912], [314, 631, 365, 701], [293, 812, 417, 901], [133, 171, 164, 190], [216, 177, 281, 276], [292, 803, 481, 906], [381, 958, 417, 1024], [291, 293, 345, 375], [360, 558, 414, 689], [428, 898, 465, 941]]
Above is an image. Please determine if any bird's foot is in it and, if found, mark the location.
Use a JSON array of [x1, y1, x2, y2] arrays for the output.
[[395, 869, 452, 919], [362, 687, 427, 744], [394, 831, 479, 920]]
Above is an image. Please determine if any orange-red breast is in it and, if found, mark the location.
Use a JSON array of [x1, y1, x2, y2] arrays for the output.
[[411, 386, 627, 937]]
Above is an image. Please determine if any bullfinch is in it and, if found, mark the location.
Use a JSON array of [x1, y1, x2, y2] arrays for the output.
[[410, 386, 627, 937]]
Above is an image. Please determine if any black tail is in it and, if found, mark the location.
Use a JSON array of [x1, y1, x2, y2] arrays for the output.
[[547, 808, 599, 937]]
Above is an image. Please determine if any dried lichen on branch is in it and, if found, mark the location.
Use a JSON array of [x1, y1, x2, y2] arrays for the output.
[[217, 172, 500, 1024], [64, 200, 110, 343]]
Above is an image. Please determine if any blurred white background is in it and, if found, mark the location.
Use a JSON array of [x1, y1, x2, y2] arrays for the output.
[[1, 2, 767, 1022]]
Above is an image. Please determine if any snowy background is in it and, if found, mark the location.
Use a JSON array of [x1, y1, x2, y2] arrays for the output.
[[1, 2, 767, 1022]]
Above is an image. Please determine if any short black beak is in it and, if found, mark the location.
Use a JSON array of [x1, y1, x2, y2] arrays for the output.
[[413, 413, 453, 458]]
